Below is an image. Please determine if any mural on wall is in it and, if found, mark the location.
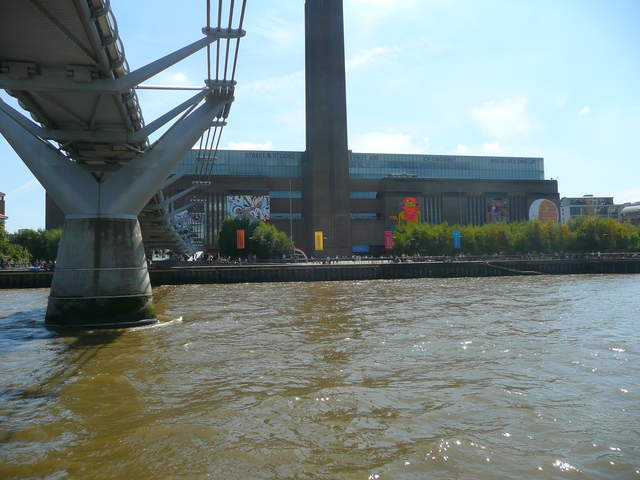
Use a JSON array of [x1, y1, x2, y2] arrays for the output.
[[392, 196, 420, 223], [529, 199, 559, 223], [226, 195, 271, 222], [486, 196, 509, 223]]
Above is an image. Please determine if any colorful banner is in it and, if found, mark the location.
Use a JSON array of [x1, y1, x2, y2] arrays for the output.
[[314, 231, 324, 251], [236, 229, 245, 249], [452, 230, 461, 249], [486, 196, 509, 223], [226, 195, 270, 222], [529, 199, 559, 223], [399, 197, 420, 223], [384, 231, 394, 250]]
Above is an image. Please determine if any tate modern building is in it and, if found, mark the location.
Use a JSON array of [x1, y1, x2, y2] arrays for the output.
[[47, 0, 559, 255]]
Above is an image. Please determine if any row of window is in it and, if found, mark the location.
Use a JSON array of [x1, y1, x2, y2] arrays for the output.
[[175, 150, 545, 181], [264, 191, 380, 199], [270, 191, 302, 198], [271, 213, 303, 220], [271, 213, 382, 221], [269, 213, 384, 221]]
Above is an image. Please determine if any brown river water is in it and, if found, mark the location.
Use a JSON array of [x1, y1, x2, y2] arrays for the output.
[[1, 275, 639, 479]]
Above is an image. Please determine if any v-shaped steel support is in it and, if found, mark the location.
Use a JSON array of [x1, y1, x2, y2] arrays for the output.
[[0, 94, 228, 217]]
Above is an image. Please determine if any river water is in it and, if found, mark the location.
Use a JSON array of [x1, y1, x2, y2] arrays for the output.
[[1, 275, 639, 479]]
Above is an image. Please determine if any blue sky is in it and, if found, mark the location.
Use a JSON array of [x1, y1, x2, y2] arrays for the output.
[[2, 0, 639, 232]]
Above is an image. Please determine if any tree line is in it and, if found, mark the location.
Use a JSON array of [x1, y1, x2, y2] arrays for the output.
[[393, 217, 640, 256], [3, 216, 638, 263], [1, 217, 293, 263], [0, 221, 62, 263]]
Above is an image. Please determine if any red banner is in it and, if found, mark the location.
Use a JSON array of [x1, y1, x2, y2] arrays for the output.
[[236, 229, 245, 249], [384, 231, 393, 250]]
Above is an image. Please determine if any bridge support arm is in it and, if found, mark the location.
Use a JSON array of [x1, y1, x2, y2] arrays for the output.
[[0, 99, 47, 138], [165, 185, 199, 206], [169, 202, 194, 218], [131, 89, 210, 142], [103, 95, 230, 215], [0, 99, 96, 214]]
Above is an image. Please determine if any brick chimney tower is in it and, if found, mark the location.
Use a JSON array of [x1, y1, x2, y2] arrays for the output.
[[303, 0, 351, 256]]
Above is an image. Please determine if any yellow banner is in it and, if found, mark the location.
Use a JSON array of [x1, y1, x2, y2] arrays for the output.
[[314, 231, 324, 251]]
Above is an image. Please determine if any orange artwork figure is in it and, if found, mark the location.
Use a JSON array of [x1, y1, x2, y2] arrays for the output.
[[399, 197, 420, 223]]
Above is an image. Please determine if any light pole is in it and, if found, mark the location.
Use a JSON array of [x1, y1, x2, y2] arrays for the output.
[[289, 178, 294, 243]]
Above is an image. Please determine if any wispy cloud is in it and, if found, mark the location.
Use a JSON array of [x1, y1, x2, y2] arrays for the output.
[[351, 132, 429, 154], [253, 16, 299, 50], [471, 97, 532, 139], [8, 178, 39, 197], [456, 144, 470, 153], [616, 187, 640, 204], [226, 141, 274, 151], [239, 70, 303, 96], [346, 46, 399, 71], [579, 106, 591, 115], [483, 141, 502, 153], [351, 0, 405, 5], [347, 0, 418, 34], [278, 108, 305, 128]]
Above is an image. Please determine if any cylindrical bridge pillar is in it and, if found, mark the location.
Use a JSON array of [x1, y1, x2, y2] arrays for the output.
[[45, 216, 156, 329]]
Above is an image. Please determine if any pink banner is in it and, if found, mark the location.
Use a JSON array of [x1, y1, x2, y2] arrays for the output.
[[384, 231, 393, 250]]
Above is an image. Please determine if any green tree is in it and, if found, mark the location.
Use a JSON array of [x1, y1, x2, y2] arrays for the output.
[[568, 216, 640, 252], [9, 228, 62, 261], [0, 220, 31, 263], [217, 217, 258, 257], [392, 218, 639, 256], [251, 222, 294, 259], [216, 218, 294, 259]]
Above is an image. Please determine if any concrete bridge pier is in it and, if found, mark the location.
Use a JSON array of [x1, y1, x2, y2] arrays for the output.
[[46, 217, 155, 328], [0, 94, 229, 329]]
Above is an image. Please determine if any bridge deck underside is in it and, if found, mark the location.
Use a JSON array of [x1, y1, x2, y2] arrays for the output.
[[1, 0, 193, 253]]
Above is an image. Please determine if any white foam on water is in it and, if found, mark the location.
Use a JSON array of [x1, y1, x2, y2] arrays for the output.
[[131, 316, 183, 331]]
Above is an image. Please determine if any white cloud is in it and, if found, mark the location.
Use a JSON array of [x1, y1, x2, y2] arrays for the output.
[[579, 106, 591, 115], [8, 178, 39, 197], [471, 97, 532, 139], [347, 0, 418, 33], [483, 141, 502, 153], [346, 46, 399, 71], [351, 132, 429, 154], [279, 108, 305, 128], [253, 16, 298, 50], [616, 187, 640, 204], [226, 141, 274, 151], [456, 144, 470, 153], [239, 71, 303, 96], [351, 0, 403, 5]]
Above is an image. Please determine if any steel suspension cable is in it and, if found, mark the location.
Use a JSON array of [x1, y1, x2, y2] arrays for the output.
[[198, 0, 248, 176], [231, 0, 247, 81], [216, 0, 222, 81], [206, 0, 211, 82], [222, 0, 235, 81]]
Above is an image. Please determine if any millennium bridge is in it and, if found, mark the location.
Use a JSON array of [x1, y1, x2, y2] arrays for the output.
[[0, 0, 247, 328]]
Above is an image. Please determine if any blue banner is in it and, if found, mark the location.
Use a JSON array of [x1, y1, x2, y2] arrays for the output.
[[453, 230, 461, 249]]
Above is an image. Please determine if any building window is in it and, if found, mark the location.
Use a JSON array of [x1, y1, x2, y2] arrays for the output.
[[350, 191, 378, 199], [269, 191, 302, 198], [349, 152, 544, 181], [271, 213, 302, 220], [351, 213, 379, 220]]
